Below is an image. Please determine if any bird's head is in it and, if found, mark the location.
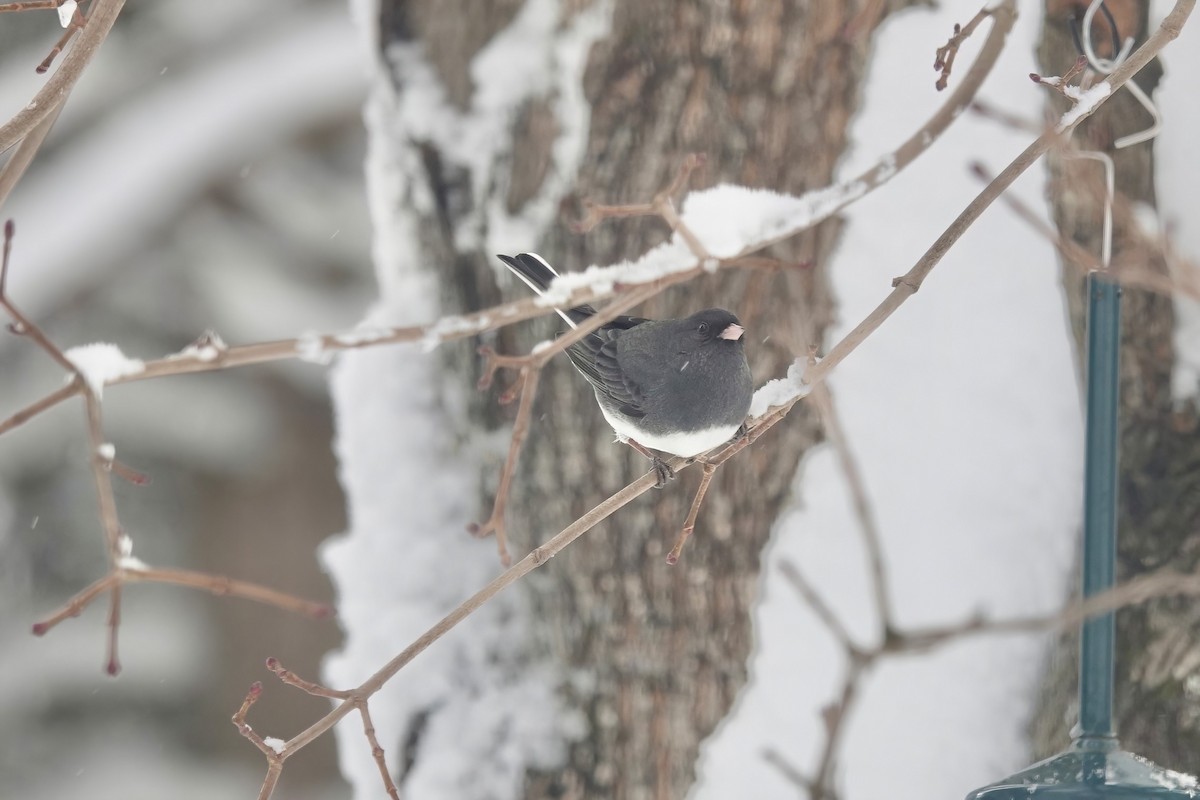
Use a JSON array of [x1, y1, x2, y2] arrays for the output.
[[687, 308, 744, 346]]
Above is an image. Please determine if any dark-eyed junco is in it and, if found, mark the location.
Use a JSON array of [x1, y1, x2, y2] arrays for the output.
[[498, 252, 753, 484]]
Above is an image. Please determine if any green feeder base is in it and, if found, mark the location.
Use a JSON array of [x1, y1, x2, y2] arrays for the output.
[[966, 739, 1198, 799]]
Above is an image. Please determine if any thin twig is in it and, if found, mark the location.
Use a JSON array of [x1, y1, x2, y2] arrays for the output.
[[933, 6, 995, 90], [0, 0, 68, 9], [266, 657, 349, 699], [762, 747, 813, 791], [778, 559, 859, 654], [810, 658, 866, 800], [357, 701, 401, 800], [30, 564, 333, 634], [36, 2, 87, 74], [1029, 55, 1089, 99], [232, 681, 274, 756], [128, 566, 333, 617], [665, 461, 716, 565], [571, 153, 706, 234], [469, 365, 537, 566], [810, 384, 894, 635]]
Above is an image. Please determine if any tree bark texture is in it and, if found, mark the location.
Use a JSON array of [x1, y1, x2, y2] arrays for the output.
[[1032, 0, 1200, 770], [373, 1, 889, 796]]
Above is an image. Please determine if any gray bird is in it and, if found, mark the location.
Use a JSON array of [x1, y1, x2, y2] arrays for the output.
[[498, 253, 753, 485]]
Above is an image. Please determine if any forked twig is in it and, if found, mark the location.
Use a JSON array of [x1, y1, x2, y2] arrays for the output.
[[571, 153, 707, 236], [933, 6, 996, 90], [1029, 54, 1090, 98]]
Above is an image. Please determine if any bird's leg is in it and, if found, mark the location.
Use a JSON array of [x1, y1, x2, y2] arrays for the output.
[[626, 439, 674, 488]]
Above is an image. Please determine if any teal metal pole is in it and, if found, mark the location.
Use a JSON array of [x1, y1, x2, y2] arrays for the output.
[[965, 276, 1197, 798], [1078, 271, 1120, 741]]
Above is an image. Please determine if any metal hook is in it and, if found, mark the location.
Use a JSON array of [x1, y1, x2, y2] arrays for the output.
[[1068, 1, 1122, 68], [1079, 0, 1136, 73], [1062, 0, 1163, 271], [1067, 0, 1159, 151]]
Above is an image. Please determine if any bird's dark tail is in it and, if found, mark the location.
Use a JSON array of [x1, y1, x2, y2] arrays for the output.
[[497, 252, 593, 328]]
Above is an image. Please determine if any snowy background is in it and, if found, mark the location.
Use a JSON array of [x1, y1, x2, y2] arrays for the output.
[[0, 1, 1197, 799]]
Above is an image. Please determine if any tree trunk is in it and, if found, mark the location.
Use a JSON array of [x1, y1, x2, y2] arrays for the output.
[[1031, 0, 1200, 770], [371, 1, 888, 796]]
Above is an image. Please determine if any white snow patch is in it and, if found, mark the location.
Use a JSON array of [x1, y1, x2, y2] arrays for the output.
[[97, 443, 115, 461], [296, 331, 335, 365], [117, 554, 149, 571], [681, 182, 868, 259], [263, 737, 286, 755], [333, 327, 393, 347], [748, 360, 811, 419], [1058, 82, 1111, 130], [57, 0, 77, 27], [64, 343, 145, 397], [421, 314, 487, 353]]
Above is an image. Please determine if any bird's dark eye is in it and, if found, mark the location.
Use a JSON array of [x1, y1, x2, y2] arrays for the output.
[[698, 322, 710, 335]]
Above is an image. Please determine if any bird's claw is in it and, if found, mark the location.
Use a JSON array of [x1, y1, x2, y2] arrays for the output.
[[652, 458, 675, 489]]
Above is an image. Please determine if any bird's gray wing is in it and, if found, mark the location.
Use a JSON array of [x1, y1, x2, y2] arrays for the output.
[[565, 330, 649, 418]]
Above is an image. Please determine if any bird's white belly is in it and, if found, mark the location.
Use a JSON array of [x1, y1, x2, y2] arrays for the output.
[[599, 405, 739, 458]]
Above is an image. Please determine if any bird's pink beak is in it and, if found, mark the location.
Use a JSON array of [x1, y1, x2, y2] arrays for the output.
[[719, 323, 744, 341]]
